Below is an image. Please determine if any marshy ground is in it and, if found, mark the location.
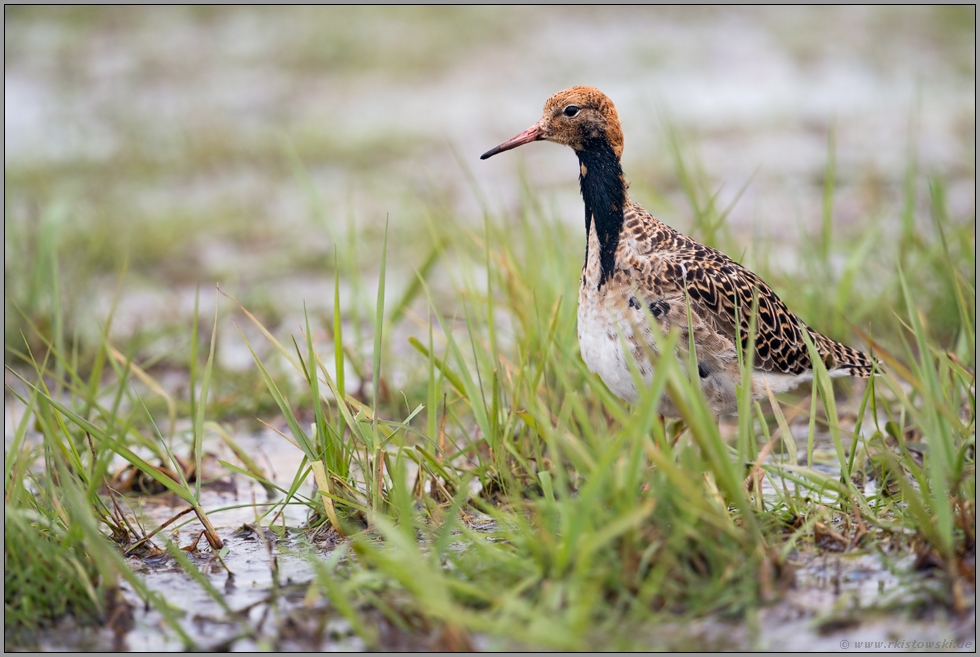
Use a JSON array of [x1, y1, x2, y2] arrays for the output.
[[4, 6, 976, 651]]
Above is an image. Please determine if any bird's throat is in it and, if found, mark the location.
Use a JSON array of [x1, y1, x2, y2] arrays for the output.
[[577, 138, 627, 288]]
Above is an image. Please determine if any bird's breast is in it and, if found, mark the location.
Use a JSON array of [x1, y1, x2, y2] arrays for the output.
[[577, 223, 653, 404]]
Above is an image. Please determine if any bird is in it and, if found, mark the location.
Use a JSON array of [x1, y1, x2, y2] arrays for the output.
[[480, 86, 876, 416]]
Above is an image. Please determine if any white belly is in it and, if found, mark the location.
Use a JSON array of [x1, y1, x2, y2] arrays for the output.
[[577, 293, 647, 404]]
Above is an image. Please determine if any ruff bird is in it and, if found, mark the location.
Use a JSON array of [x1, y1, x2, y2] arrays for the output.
[[481, 86, 875, 416]]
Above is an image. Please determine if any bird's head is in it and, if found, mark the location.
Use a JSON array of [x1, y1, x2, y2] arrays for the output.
[[480, 86, 624, 161]]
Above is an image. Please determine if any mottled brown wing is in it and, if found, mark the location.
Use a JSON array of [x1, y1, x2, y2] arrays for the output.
[[620, 206, 875, 376], [656, 246, 819, 374]]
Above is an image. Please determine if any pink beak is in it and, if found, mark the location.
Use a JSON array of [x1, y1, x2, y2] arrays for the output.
[[480, 123, 545, 160]]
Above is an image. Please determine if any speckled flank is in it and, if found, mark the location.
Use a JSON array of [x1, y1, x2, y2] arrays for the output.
[[617, 200, 878, 380], [486, 86, 878, 416]]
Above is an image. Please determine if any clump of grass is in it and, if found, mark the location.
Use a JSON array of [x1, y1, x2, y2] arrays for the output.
[[4, 365, 106, 634], [3, 275, 237, 644]]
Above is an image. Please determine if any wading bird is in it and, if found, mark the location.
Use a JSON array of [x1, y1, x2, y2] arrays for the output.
[[481, 86, 875, 416]]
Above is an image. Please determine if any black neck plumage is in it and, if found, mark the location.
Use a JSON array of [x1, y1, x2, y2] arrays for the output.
[[577, 137, 627, 288]]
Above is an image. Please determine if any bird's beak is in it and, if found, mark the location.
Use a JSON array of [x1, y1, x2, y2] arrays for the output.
[[480, 122, 545, 160]]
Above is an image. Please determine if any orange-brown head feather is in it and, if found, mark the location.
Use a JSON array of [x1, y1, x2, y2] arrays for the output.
[[481, 86, 625, 161], [540, 86, 624, 159]]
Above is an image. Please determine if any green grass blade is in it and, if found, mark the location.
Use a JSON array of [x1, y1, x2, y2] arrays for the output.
[[193, 290, 219, 501]]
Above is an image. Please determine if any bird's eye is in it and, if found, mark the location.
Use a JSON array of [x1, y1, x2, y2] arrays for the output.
[[563, 105, 580, 117]]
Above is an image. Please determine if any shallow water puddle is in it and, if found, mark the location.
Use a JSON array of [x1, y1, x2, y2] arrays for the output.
[[117, 528, 346, 651], [34, 523, 367, 651]]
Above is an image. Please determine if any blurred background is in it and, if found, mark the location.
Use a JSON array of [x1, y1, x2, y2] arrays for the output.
[[4, 6, 975, 393]]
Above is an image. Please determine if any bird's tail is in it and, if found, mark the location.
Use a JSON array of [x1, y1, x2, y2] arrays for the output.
[[811, 330, 880, 377]]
